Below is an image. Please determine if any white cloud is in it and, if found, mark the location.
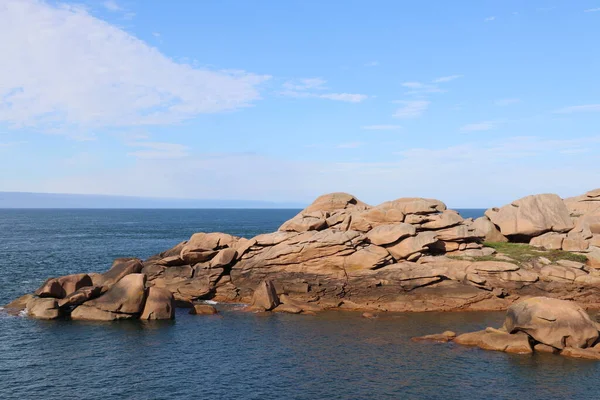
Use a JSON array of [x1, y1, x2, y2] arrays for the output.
[[495, 98, 521, 106], [585, 8, 600, 12], [485, 16, 496, 21], [0, 0, 270, 135], [282, 78, 327, 91], [103, 1, 122, 12], [364, 61, 379, 67], [393, 100, 430, 118], [152, 32, 161, 38], [318, 93, 368, 103], [460, 121, 497, 132], [361, 125, 402, 130], [554, 104, 600, 114], [337, 142, 364, 149], [432, 75, 462, 83], [401, 81, 443, 95], [127, 141, 189, 159], [281, 79, 367, 102]]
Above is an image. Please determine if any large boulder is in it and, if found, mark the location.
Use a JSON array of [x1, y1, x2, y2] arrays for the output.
[[376, 198, 446, 215], [503, 297, 599, 349], [485, 194, 574, 237], [564, 189, 600, 216], [471, 216, 508, 243], [57, 286, 104, 308], [140, 287, 175, 320], [180, 232, 239, 265], [97, 258, 143, 288], [250, 280, 279, 311], [34, 273, 93, 299], [366, 223, 415, 246], [71, 305, 134, 321], [26, 297, 62, 320], [84, 273, 147, 314], [302, 192, 369, 214]]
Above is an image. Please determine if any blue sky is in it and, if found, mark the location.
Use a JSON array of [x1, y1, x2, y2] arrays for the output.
[[1, 0, 599, 207]]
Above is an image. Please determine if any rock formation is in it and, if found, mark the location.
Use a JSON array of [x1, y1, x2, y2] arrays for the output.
[[5, 188, 600, 321], [414, 297, 600, 360]]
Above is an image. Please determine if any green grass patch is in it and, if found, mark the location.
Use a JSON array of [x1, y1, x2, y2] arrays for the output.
[[482, 242, 588, 264]]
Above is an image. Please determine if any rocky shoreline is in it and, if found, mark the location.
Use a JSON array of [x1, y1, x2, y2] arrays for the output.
[[3, 188, 600, 321]]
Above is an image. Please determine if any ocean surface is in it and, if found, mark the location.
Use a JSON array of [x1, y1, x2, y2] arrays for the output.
[[1, 208, 599, 400]]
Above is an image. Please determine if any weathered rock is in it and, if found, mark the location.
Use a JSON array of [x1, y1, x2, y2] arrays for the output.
[[3, 294, 34, 315], [140, 287, 175, 320], [504, 297, 598, 349], [71, 304, 133, 321], [471, 216, 508, 243], [26, 297, 61, 320], [564, 189, 600, 216], [454, 330, 486, 346], [273, 304, 303, 314], [411, 331, 456, 342], [485, 194, 574, 237], [98, 258, 143, 288], [180, 232, 238, 264], [421, 211, 463, 230], [376, 198, 446, 215], [366, 223, 415, 246], [385, 231, 438, 260], [58, 286, 104, 308], [251, 280, 279, 311], [35, 273, 94, 299], [85, 274, 147, 314], [189, 304, 218, 315], [209, 248, 238, 268], [534, 343, 559, 354], [530, 232, 566, 250], [302, 192, 368, 214], [279, 211, 328, 232], [343, 245, 393, 271], [477, 330, 532, 354], [561, 347, 600, 360]]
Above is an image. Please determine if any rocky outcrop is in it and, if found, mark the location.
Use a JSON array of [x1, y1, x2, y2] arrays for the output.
[[417, 297, 600, 360], [503, 297, 598, 349], [8, 189, 600, 320], [485, 194, 573, 238], [564, 189, 600, 216]]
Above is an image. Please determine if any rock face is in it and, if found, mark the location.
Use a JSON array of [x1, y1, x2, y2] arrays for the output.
[[564, 189, 600, 216], [485, 194, 574, 238], [85, 274, 147, 314], [503, 297, 598, 349], [140, 287, 175, 320], [26, 297, 62, 320], [250, 280, 279, 311]]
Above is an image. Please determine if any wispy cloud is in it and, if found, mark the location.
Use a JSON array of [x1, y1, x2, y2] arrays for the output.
[[584, 8, 600, 12], [401, 81, 444, 95], [484, 16, 496, 22], [554, 104, 600, 114], [337, 142, 364, 149], [282, 78, 327, 91], [281, 78, 367, 103], [432, 75, 462, 83], [103, 0, 122, 12], [460, 121, 497, 132], [393, 100, 430, 119], [361, 125, 402, 130], [0, 0, 270, 136], [127, 142, 189, 159], [495, 98, 521, 106], [364, 61, 379, 67]]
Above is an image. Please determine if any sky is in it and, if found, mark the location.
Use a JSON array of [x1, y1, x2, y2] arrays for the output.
[[0, 0, 599, 208]]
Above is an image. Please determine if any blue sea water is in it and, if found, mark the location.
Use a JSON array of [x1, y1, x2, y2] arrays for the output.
[[1, 208, 598, 400]]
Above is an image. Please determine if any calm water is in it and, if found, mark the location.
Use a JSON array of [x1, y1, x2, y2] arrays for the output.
[[2, 208, 598, 400]]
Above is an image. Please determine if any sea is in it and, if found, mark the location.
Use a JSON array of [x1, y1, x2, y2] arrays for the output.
[[1, 209, 598, 400]]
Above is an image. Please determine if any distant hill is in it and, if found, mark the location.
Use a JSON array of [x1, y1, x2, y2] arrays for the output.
[[0, 192, 306, 209]]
